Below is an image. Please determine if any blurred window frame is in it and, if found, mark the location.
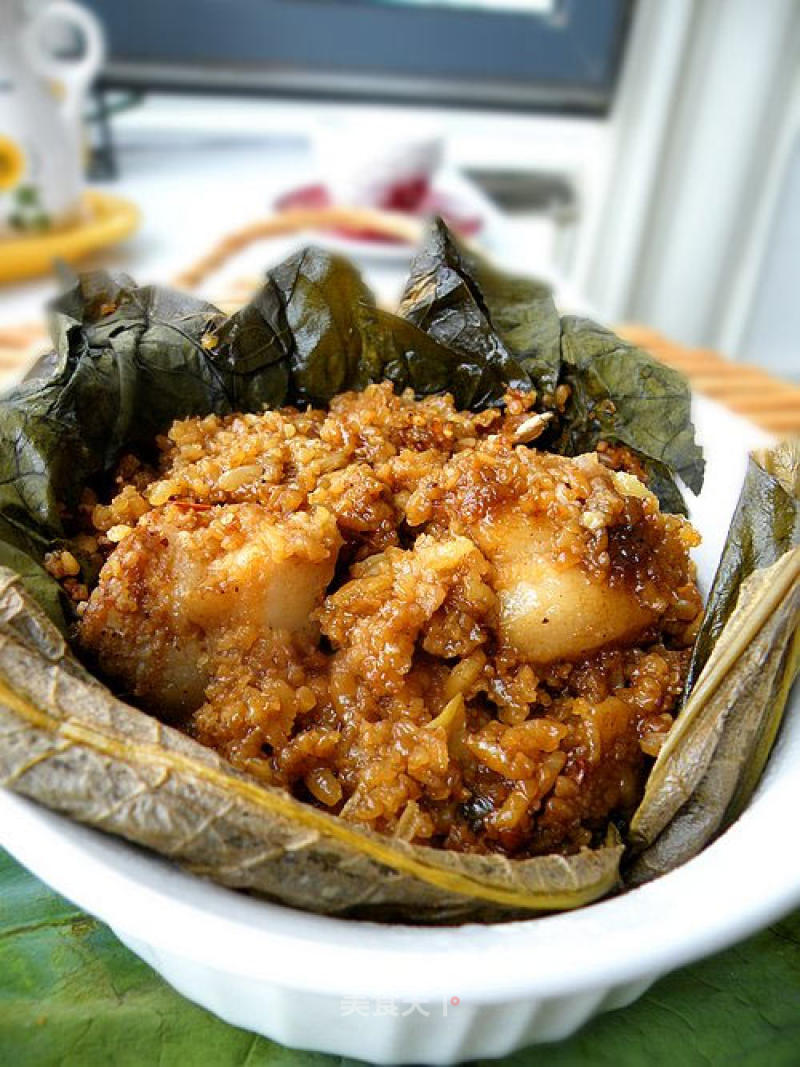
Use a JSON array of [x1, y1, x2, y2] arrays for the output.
[[85, 0, 634, 115]]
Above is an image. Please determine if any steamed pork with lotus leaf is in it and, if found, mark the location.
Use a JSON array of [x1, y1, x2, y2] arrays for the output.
[[76, 383, 702, 859], [2, 221, 796, 921]]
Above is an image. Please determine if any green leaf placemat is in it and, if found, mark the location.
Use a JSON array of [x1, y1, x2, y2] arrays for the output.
[[1, 846, 799, 1067]]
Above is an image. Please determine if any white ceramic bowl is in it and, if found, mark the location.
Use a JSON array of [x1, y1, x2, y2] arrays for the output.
[[3, 397, 798, 1065]]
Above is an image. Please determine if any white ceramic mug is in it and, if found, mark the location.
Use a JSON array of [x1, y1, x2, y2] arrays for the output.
[[0, 0, 104, 235]]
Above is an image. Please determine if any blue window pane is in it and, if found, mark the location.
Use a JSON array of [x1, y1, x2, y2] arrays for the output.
[[85, 0, 634, 113]]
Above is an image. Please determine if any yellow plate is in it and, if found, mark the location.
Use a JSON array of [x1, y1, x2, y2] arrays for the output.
[[0, 190, 140, 284]]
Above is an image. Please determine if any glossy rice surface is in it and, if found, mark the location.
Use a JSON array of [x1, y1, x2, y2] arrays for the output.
[[75, 384, 702, 857]]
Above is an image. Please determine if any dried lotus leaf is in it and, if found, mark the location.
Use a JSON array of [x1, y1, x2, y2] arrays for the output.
[[628, 549, 800, 884], [686, 440, 800, 692], [0, 570, 622, 924], [627, 442, 800, 884]]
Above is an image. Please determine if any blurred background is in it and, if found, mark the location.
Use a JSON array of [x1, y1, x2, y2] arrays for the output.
[[1, 0, 798, 378]]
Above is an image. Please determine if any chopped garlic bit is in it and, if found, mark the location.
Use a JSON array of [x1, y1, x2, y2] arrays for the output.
[[580, 510, 607, 532], [427, 693, 466, 737], [60, 551, 81, 577], [218, 464, 264, 492], [612, 470, 658, 504], [107, 524, 134, 543], [512, 411, 553, 445], [43, 549, 81, 579]]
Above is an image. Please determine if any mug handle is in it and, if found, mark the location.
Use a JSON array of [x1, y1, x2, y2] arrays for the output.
[[22, 1, 105, 124]]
